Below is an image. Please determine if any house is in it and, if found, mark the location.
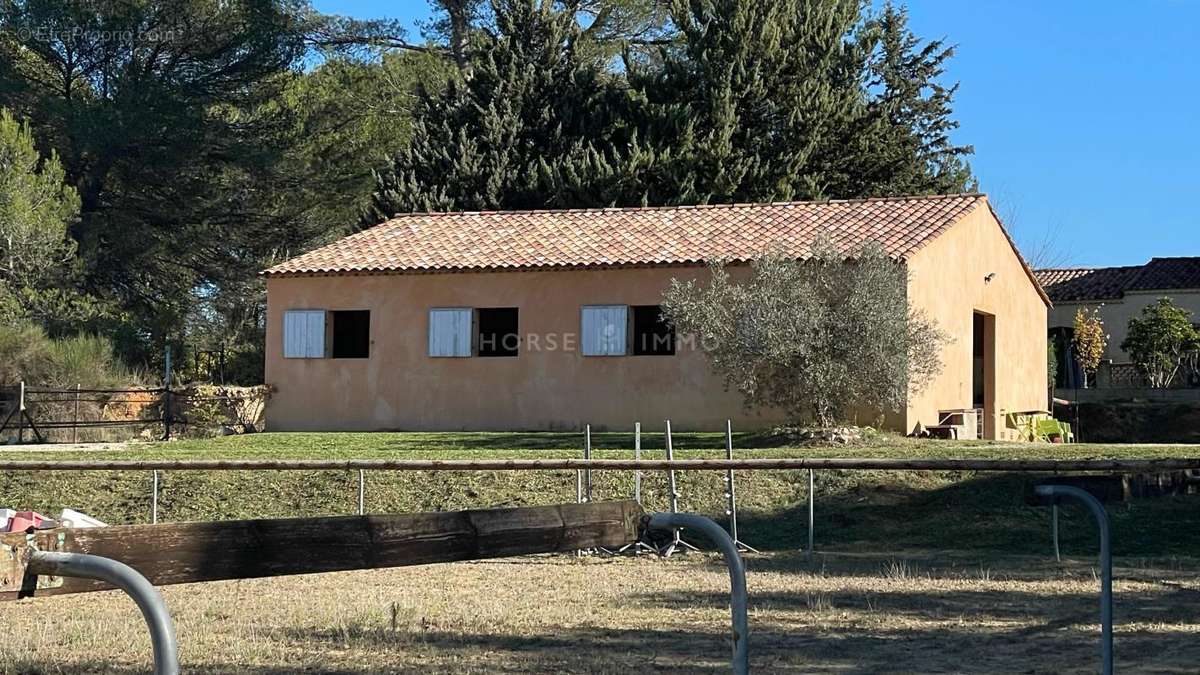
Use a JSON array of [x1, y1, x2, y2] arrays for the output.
[[262, 193, 1049, 437], [1037, 257, 1200, 388]]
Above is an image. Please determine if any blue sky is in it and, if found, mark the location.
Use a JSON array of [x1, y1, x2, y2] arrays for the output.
[[314, 1, 1199, 268]]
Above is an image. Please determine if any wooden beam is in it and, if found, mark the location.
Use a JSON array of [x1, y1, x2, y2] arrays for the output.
[[0, 501, 642, 600]]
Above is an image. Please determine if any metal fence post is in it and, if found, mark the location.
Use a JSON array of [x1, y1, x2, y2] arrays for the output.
[[619, 423, 657, 555], [151, 470, 160, 524], [725, 420, 738, 543], [807, 469, 815, 559], [633, 422, 642, 505], [73, 383, 80, 444], [358, 469, 366, 515], [646, 513, 749, 675], [17, 381, 25, 444], [659, 421, 698, 556], [27, 551, 179, 675], [724, 420, 758, 554], [1034, 485, 1113, 675], [163, 347, 172, 441], [1052, 503, 1061, 563], [584, 424, 593, 503]]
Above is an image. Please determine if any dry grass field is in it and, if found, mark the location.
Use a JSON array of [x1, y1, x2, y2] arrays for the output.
[[2, 432, 1198, 672], [1, 550, 1198, 674]]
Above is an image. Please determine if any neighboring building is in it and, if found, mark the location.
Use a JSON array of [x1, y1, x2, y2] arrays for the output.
[[1037, 257, 1200, 387], [262, 193, 1049, 437]]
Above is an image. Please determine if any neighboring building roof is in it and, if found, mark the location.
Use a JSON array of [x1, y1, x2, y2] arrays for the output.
[[1127, 257, 1200, 292], [264, 194, 988, 276], [1033, 266, 1145, 302], [1036, 257, 1200, 303]]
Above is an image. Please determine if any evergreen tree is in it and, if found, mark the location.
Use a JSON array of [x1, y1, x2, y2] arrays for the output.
[[631, 0, 972, 204], [834, 4, 974, 196], [369, 0, 640, 217], [635, 0, 864, 204], [0, 108, 92, 329]]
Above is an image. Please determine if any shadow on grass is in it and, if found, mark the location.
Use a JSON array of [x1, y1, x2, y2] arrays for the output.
[[635, 582, 1200, 625], [277, 620, 1200, 673], [723, 472, 1200, 558], [378, 430, 780, 452]]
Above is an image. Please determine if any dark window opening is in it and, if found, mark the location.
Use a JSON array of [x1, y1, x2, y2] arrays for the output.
[[331, 310, 370, 359], [632, 305, 675, 356], [478, 307, 519, 357]]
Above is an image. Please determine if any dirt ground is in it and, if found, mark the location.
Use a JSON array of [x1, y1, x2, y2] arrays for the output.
[[0, 550, 1197, 674]]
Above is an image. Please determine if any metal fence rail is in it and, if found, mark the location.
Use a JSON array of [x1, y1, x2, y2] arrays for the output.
[[1, 458, 1197, 472], [3, 382, 266, 443]]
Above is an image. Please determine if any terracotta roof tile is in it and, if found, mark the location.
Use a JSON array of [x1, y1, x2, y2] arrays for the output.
[[264, 194, 988, 277]]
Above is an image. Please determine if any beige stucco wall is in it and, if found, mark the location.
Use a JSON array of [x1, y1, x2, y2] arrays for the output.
[[265, 267, 789, 432], [1049, 291, 1200, 362], [905, 206, 1050, 437], [265, 207, 1048, 434]]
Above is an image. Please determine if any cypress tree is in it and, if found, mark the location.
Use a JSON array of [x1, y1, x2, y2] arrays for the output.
[[368, 0, 640, 219], [830, 4, 974, 196], [633, 0, 973, 204], [633, 0, 865, 204]]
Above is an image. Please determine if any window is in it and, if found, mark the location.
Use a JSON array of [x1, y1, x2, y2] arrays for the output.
[[632, 305, 675, 356], [283, 310, 325, 359], [477, 307, 519, 357], [331, 310, 370, 359], [581, 305, 628, 356], [429, 308, 472, 357]]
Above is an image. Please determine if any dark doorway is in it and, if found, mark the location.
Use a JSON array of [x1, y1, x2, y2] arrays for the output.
[[972, 311, 996, 438], [973, 313, 986, 408]]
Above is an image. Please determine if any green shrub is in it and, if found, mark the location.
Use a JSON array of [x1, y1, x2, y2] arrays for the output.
[[44, 334, 134, 389], [0, 324, 135, 388]]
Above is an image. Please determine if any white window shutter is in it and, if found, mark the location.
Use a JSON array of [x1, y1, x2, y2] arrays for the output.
[[429, 308, 472, 357], [582, 305, 627, 356], [284, 310, 326, 359], [305, 311, 326, 358], [284, 311, 305, 358]]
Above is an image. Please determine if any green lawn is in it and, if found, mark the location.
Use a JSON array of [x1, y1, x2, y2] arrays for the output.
[[7, 430, 1200, 460], [2, 432, 1199, 559]]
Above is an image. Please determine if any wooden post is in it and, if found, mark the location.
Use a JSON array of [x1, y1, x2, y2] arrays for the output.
[[1, 501, 643, 599]]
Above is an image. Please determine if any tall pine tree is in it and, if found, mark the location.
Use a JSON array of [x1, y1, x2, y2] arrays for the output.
[[369, 0, 641, 218]]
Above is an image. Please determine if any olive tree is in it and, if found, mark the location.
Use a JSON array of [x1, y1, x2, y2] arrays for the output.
[[1121, 298, 1200, 388], [662, 239, 947, 428]]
